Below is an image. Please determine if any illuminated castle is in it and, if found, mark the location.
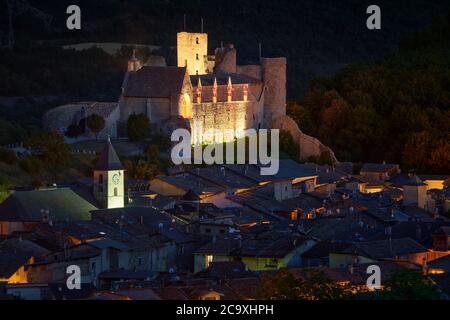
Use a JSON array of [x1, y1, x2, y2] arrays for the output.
[[119, 31, 287, 144]]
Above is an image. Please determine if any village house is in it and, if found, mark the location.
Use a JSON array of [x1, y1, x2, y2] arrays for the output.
[[329, 238, 429, 268], [0, 188, 96, 236], [360, 163, 400, 182], [193, 231, 316, 273]]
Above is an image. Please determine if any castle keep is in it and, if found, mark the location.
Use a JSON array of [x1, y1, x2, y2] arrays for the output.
[[119, 31, 286, 144], [44, 31, 336, 161]]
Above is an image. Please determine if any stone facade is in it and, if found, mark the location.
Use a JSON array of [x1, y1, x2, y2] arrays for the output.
[[191, 101, 249, 144], [261, 57, 287, 126], [177, 32, 209, 75]]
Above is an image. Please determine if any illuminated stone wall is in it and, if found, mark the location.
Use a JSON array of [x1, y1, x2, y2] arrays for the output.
[[190, 101, 250, 144], [177, 32, 209, 75], [189, 81, 265, 144]]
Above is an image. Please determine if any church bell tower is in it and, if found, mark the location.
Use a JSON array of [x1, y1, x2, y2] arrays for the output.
[[93, 137, 125, 209]]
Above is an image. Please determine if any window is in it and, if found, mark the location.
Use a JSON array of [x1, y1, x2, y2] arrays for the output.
[[205, 255, 213, 268], [196, 37, 199, 44], [205, 228, 211, 233], [114, 187, 118, 196], [196, 53, 199, 60], [98, 174, 104, 192], [138, 257, 143, 265]]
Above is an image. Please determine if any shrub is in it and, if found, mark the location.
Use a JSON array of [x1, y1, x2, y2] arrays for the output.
[[127, 114, 150, 141], [0, 147, 18, 165]]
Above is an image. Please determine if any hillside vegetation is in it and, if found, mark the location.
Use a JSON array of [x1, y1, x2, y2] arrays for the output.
[[288, 16, 450, 173]]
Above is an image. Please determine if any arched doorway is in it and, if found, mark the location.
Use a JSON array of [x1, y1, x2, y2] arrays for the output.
[[180, 93, 192, 119]]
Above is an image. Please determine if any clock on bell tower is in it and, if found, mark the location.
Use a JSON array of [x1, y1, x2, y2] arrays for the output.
[[93, 137, 125, 209]]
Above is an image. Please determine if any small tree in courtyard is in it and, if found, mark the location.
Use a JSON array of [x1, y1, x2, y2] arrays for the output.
[[86, 114, 105, 140]]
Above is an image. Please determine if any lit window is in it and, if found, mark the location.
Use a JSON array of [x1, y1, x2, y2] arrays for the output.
[[205, 255, 213, 267]]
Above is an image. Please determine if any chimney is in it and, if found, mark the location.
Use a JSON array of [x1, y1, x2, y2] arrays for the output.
[[385, 225, 392, 236], [421, 257, 427, 275], [237, 235, 242, 248], [348, 264, 354, 274], [415, 224, 422, 240]]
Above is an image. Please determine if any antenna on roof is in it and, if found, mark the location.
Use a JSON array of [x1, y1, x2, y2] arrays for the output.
[[259, 43, 262, 61], [201, 17, 204, 33]]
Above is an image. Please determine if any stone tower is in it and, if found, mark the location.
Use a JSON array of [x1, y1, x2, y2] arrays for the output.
[[93, 137, 125, 209], [177, 32, 208, 75], [261, 57, 287, 126]]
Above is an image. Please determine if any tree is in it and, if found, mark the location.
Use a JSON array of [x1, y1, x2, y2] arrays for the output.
[[0, 147, 18, 165], [0, 176, 10, 203], [379, 269, 441, 300], [65, 123, 84, 138], [123, 159, 161, 180], [127, 113, 150, 141], [280, 130, 299, 160], [19, 156, 44, 176], [257, 268, 350, 300], [257, 269, 304, 300], [146, 144, 160, 163], [26, 132, 72, 169], [86, 114, 105, 140]]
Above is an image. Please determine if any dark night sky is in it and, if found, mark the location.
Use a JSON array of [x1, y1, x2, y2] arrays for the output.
[[3, 0, 450, 95]]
